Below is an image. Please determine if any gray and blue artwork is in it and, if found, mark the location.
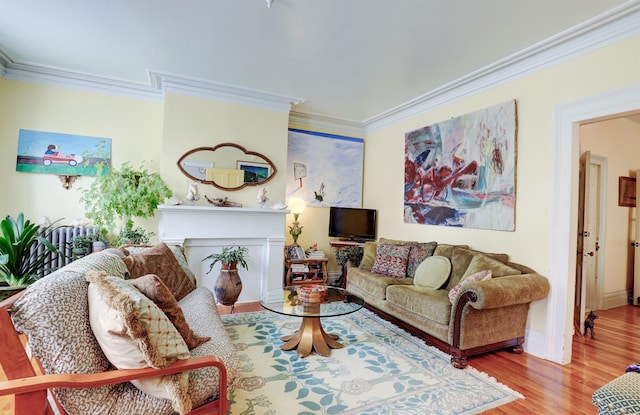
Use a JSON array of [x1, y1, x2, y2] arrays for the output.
[[287, 129, 364, 208]]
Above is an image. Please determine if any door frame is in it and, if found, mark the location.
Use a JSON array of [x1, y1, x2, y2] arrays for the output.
[[548, 83, 639, 365]]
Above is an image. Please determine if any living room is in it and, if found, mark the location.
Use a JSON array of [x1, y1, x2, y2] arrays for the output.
[[0, 2, 639, 413]]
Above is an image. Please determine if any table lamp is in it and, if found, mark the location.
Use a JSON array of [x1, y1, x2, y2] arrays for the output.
[[288, 198, 305, 245]]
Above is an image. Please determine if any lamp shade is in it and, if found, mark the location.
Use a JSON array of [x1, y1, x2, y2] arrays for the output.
[[289, 198, 305, 215]]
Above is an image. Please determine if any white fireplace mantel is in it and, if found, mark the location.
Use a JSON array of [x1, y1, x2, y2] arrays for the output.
[[157, 204, 289, 303]]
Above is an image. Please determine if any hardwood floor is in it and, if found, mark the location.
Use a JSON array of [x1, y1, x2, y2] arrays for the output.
[[220, 303, 639, 415]]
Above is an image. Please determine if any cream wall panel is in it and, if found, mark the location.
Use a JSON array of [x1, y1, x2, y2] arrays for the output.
[[363, 35, 640, 336], [0, 79, 163, 230]]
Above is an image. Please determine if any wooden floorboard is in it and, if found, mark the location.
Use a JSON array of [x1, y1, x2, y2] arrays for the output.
[[222, 303, 639, 414]]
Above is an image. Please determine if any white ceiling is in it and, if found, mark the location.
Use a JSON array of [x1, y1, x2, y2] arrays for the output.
[[0, 0, 633, 123]]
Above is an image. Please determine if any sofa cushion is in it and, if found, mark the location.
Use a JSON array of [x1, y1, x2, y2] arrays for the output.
[[122, 242, 196, 300], [348, 267, 413, 300], [371, 244, 411, 278], [413, 255, 451, 289], [406, 241, 438, 278], [448, 269, 492, 303], [359, 241, 378, 270], [433, 244, 469, 259], [386, 285, 452, 325], [445, 247, 510, 290], [129, 274, 210, 349], [462, 253, 520, 279], [87, 271, 192, 414], [178, 287, 242, 404]]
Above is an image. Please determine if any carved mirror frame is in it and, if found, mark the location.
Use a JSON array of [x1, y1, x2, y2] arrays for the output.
[[177, 143, 277, 191]]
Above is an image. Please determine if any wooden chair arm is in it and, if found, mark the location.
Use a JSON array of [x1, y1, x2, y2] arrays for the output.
[[0, 290, 26, 310], [0, 355, 226, 393], [0, 355, 228, 414]]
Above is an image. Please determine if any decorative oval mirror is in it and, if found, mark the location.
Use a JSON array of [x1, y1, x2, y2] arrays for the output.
[[177, 143, 277, 191]]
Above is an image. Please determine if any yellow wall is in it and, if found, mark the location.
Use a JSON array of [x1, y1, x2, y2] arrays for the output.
[[0, 79, 163, 230], [580, 117, 640, 296], [363, 34, 640, 333], [161, 92, 290, 207]]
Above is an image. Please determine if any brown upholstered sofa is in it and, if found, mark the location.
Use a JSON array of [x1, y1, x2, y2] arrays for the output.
[[2, 244, 239, 414], [346, 238, 550, 369]]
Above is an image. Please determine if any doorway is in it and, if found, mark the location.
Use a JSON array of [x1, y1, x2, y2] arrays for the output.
[[547, 84, 640, 366]]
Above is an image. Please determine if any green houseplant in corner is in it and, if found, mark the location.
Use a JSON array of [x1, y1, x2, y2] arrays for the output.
[[203, 245, 249, 311], [80, 161, 172, 245], [0, 213, 61, 299]]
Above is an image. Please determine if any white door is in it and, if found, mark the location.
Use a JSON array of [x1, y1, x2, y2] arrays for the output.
[[575, 151, 591, 330], [585, 161, 602, 310], [634, 170, 640, 306]]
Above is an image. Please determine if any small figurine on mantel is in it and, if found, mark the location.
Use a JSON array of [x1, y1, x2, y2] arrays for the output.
[[185, 181, 200, 203], [256, 187, 268, 208]]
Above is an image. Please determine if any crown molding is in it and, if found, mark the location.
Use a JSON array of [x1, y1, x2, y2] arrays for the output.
[[156, 72, 304, 112], [0, 50, 9, 78], [363, 1, 640, 133], [0, 60, 304, 110], [2, 61, 165, 101], [289, 111, 364, 136]]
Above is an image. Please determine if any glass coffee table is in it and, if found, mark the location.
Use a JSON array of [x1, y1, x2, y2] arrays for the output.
[[259, 286, 365, 358]]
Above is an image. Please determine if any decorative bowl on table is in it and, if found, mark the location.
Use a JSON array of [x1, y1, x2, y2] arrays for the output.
[[296, 284, 328, 303]]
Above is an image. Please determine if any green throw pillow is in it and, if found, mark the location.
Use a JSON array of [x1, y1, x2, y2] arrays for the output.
[[413, 255, 451, 289]]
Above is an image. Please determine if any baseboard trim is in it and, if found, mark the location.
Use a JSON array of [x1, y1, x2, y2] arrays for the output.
[[523, 327, 546, 360], [602, 290, 630, 310]]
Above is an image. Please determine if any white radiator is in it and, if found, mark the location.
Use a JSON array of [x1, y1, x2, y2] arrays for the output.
[[37, 226, 98, 275]]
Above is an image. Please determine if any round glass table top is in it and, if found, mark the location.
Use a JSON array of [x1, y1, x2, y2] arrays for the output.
[[259, 286, 364, 318]]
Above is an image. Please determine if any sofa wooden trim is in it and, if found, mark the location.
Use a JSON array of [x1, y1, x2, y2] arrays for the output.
[[0, 292, 228, 415], [362, 290, 524, 369]]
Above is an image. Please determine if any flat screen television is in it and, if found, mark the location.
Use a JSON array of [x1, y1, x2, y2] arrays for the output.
[[328, 207, 377, 242]]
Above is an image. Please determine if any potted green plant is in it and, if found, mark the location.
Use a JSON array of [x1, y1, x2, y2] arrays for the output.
[[0, 213, 61, 298], [79, 160, 172, 241], [91, 229, 109, 252], [115, 226, 154, 247], [202, 245, 249, 310], [203, 244, 249, 273], [335, 246, 364, 268], [70, 234, 94, 259]]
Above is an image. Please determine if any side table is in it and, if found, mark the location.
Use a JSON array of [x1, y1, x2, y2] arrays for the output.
[[285, 257, 329, 286]]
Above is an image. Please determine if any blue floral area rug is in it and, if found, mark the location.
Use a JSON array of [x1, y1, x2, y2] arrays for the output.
[[222, 309, 523, 415]]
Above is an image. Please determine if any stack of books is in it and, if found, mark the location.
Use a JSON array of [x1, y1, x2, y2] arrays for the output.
[[290, 263, 309, 273], [305, 250, 325, 259]]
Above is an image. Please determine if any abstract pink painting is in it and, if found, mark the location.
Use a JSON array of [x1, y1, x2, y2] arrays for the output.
[[404, 100, 517, 231]]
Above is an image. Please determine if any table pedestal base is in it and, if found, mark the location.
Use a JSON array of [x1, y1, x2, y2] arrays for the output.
[[281, 317, 343, 357]]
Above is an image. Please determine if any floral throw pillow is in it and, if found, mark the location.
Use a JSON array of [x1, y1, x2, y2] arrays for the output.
[[371, 244, 411, 278], [406, 242, 438, 278], [448, 269, 492, 303]]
